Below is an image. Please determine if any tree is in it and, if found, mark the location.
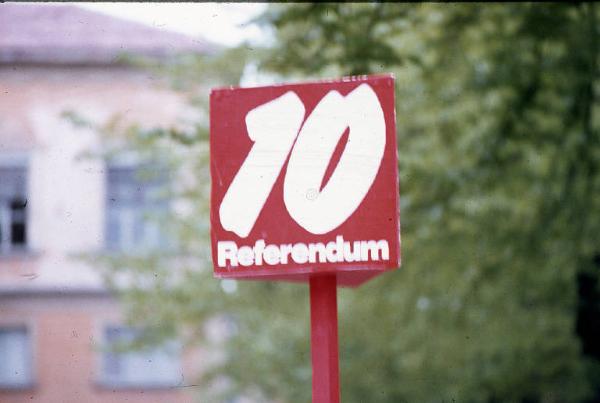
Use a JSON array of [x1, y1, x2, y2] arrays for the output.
[[95, 3, 600, 402]]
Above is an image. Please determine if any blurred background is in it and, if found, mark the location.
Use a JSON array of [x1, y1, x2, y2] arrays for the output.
[[0, 3, 599, 403]]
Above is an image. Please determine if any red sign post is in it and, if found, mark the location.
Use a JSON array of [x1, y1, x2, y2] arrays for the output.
[[210, 74, 400, 402]]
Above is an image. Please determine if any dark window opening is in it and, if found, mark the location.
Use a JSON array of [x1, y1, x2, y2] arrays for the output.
[[0, 165, 27, 254], [10, 198, 26, 246]]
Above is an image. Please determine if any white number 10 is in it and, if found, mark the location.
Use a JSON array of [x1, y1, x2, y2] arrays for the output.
[[219, 83, 386, 238]]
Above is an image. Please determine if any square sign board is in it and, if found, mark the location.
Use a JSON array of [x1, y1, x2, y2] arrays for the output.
[[210, 74, 400, 287]]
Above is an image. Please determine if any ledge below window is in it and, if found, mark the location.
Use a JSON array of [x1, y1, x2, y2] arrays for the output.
[[94, 380, 183, 391], [0, 249, 40, 261], [0, 382, 37, 391]]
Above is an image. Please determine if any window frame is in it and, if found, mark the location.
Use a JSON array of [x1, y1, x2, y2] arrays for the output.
[[0, 324, 35, 390], [104, 158, 171, 254], [97, 324, 183, 389]]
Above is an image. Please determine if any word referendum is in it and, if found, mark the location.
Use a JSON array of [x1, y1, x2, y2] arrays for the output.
[[217, 235, 390, 267]]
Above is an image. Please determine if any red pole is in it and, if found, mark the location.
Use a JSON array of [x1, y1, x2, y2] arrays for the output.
[[310, 274, 340, 403]]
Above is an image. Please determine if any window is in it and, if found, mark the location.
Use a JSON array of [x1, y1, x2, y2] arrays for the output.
[[0, 327, 32, 388], [105, 164, 169, 252], [101, 326, 181, 387], [0, 165, 27, 254]]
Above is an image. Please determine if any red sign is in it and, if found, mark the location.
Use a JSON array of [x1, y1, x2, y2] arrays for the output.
[[210, 75, 400, 287]]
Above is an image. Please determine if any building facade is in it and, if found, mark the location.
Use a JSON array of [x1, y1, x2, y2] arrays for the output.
[[0, 4, 213, 402]]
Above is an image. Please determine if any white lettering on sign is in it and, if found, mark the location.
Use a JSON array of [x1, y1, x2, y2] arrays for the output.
[[218, 84, 386, 238], [217, 235, 390, 267], [284, 84, 386, 234], [219, 92, 306, 238]]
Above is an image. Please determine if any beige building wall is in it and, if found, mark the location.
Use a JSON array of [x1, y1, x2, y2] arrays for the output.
[[0, 65, 188, 289], [0, 65, 199, 402]]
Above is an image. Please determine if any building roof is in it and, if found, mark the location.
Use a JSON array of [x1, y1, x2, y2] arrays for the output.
[[0, 3, 217, 65]]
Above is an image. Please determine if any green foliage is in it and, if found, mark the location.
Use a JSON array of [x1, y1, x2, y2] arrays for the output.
[[256, 4, 412, 76], [96, 3, 600, 403], [249, 4, 599, 402]]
